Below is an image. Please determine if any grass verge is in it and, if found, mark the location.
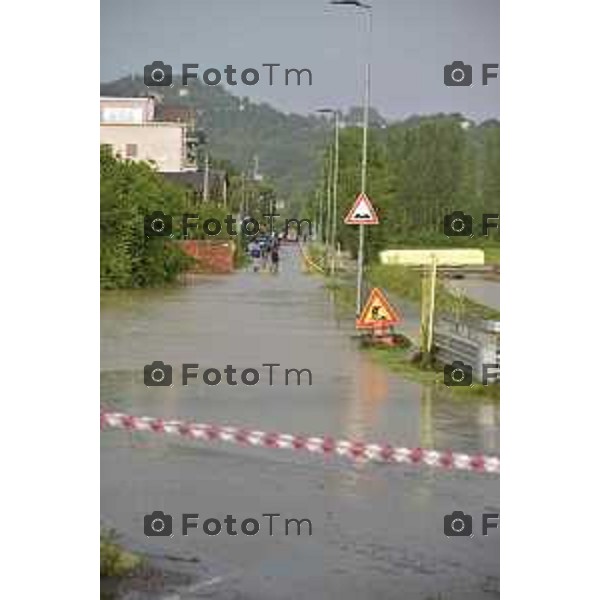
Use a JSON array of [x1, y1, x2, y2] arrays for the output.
[[306, 245, 500, 402], [101, 530, 143, 578], [363, 344, 500, 402], [367, 264, 499, 321]]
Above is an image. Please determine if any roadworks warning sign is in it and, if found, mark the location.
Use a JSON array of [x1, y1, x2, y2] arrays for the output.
[[356, 287, 401, 329]]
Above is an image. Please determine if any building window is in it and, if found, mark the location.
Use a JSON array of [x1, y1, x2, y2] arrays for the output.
[[125, 143, 138, 158]]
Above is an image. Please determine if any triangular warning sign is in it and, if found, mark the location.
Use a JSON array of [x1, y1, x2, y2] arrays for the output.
[[344, 192, 379, 225], [356, 288, 401, 329]]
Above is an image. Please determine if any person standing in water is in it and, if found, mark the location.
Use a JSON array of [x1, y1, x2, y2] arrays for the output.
[[270, 240, 280, 273], [249, 239, 261, 272]]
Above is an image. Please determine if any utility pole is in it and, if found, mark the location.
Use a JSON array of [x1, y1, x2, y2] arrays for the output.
[[325, 144, 333, 257], [241, 172, 246, 215], [331, 110, 340, 276], [203, 152, 209, 203], [316, 107, 341, 275], [317, 189, 323, 243]]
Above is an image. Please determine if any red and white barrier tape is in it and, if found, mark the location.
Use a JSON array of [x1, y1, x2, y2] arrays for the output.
[[101, 411, 499, 474]]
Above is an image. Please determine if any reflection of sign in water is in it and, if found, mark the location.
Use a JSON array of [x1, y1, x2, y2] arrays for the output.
[[344, 192, 379, 225], [356, 287, 401, 329]]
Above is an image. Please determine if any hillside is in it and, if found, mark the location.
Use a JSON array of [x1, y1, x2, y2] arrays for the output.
[[101, 76, 498, 211]]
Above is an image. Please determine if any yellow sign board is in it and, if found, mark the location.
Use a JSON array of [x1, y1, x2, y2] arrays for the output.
[[379, 248, 485, 266]]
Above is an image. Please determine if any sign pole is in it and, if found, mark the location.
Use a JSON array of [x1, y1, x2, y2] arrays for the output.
[[420, 269, 428, 354], [426, 256, 438, 355], [356, 226, 365, 316]]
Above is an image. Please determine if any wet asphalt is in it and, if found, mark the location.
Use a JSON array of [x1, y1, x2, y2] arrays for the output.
[[101, 245, 499, 600]]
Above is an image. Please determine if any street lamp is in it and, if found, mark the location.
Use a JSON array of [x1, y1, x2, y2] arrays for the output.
[[329, 0, 372, 315], [331, 0, 372, 8], [316, 108, 340, 275]]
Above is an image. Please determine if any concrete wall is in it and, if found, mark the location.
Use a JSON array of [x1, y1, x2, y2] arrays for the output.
[[100, 123, 185, 172]]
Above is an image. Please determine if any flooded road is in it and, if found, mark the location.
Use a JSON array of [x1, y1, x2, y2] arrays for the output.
[[101, 245, 499, 600], [445, 277, 500, 313]]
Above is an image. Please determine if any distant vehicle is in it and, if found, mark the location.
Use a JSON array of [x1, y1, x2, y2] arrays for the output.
[[286, 229, 298, 243]]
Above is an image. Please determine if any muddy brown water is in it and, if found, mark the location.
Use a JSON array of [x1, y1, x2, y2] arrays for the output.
[[101, 245, 499, 600]]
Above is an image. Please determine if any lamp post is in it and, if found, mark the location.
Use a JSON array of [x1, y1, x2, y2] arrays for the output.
[[203, 151, 210, 203], [316, 188, 324, 243], [324, 144, 332, 257], [316, 108, 340, 275], [330, 0, 372, 315]]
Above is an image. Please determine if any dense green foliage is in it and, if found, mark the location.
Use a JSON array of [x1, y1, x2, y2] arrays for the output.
[[101, 146, 190, 288], [101, 147, 241, 289], [313, 116, 500, 261], [101, 77, 500, 280]]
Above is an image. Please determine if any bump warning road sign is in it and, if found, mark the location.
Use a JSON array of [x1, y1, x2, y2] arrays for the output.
[[356, 287, 401, 329], [344, 192, 379, 225]]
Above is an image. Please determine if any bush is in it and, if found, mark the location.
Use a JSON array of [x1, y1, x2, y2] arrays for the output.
[[101, 147, 235, 289], [100, 530, 142, 578]]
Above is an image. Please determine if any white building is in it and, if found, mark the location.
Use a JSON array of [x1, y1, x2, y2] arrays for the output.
[[100, 96, 194, 172]]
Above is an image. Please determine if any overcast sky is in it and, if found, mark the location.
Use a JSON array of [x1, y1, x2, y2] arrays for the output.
[[101, 0, 499, 122]]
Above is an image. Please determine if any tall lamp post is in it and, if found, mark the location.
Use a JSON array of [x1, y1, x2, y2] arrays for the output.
[[324, 144, 332, 257], [330, 0, 372, 315], [316, 108, 340, 275]]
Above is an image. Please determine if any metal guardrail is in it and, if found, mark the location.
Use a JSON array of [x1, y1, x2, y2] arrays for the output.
[[434, 318, 500, 383]]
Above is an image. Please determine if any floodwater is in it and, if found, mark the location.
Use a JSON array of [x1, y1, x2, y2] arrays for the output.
[[101, 245, 499, 600]]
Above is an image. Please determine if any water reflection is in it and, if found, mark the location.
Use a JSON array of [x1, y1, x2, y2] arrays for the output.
[[343, 352, 390, 442], [101, 246, 499, 600]]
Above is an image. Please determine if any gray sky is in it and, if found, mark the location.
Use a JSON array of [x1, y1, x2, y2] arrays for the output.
[[101, 0, 499, 122]]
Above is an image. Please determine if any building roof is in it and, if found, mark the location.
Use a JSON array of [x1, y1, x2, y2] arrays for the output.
[[100, 96, 155, 102], [100, 121, 185, 129]]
